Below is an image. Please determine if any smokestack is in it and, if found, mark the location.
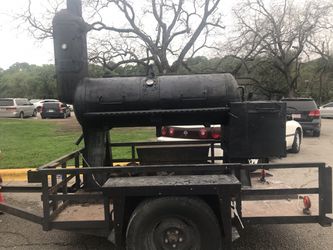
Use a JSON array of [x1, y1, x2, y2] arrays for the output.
[[67, 0, 82, 17], [52, 0, 88, 104]]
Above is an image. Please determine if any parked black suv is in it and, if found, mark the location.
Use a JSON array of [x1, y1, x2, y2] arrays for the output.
[[282, 98, 321, 137], [41, 102, 71, 119]]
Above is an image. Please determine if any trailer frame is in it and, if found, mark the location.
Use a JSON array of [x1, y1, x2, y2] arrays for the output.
[[0, 140, 332, 249]]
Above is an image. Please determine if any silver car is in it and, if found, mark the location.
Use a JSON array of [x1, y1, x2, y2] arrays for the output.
[[320, 102, 333, 118], [0, 98, 37, 118]]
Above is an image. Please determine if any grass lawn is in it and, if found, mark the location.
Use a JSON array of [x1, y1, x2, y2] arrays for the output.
[[0, 118, 155, 169]]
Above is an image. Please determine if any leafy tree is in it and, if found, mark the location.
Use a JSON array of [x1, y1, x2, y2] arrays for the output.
[[0, 63, 57, 99]]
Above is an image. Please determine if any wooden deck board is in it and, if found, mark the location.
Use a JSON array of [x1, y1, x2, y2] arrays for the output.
[[54, 203, 113, 221]]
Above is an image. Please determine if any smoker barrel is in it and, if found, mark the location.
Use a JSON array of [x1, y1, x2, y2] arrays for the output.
[[74, 74, 241, 127]]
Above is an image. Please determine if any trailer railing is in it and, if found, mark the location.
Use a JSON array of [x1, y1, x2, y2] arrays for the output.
[[240, 162, 332, 227], [0, 141, 332, 233], [108, 139, 223, 164]]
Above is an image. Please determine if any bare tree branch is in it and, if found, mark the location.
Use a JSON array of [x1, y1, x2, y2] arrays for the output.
[[17, 0, 224, 74], [229, 0, 333, 97]]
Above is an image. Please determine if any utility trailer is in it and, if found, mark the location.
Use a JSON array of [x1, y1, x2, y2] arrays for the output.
[[0, 0, 332, 249], [0, 142, 332, 250]]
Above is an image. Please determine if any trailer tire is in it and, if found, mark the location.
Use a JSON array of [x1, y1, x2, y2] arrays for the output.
[[126, 196, 222, 250]]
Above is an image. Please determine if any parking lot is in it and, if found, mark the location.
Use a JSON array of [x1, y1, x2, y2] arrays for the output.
[[0, 119, 332, 249]]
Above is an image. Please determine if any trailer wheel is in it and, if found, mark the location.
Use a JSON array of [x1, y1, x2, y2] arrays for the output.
[[126, 196, 222, 250]]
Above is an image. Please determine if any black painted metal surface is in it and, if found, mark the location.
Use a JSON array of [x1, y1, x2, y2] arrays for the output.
[[103, 174, 240, 190], [53, 0, 88, 104], [225, 101, 287, 159], [74, 74, 240, 127]]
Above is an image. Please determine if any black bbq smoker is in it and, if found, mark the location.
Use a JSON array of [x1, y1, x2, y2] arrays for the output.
[[0, 1, 331, 249]]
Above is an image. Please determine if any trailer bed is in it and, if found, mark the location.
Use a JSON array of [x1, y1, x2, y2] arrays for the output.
[[54, 202, 111, 222]]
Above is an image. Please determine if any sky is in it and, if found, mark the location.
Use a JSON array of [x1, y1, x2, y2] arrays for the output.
[[0, 0, 55, 70], [0, 0, 234, 70]]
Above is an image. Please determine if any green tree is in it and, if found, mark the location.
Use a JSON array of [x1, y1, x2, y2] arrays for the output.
[[0, 63, 57, 99]]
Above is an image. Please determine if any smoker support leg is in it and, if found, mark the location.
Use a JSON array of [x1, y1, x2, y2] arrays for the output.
[[219, 195, 232, 250], [112, 196, 126, 250], [240, 169, 252, 187], [83, 127, 107, 188], [105, 130, 112, 166]]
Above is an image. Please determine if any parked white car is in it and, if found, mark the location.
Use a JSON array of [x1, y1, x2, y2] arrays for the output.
[[320, 102, 333, 118], [31, 99, 59, 112], [158, 120, 303, 158], [285, 120, 303, 153]]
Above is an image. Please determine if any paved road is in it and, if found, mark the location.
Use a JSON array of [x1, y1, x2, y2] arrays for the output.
[[1, 119, 333, 249]]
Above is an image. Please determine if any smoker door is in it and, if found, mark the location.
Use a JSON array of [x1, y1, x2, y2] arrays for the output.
[[226, 102, 286, 159]]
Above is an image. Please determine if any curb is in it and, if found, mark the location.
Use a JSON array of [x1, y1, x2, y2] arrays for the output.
[[0, 169, 34, 182], [0, 163, 130, 182]]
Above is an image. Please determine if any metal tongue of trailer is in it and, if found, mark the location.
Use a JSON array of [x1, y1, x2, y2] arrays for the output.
[[0, 0, 332, 249]]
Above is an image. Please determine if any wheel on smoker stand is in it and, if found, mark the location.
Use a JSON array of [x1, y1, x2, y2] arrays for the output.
[[126, 196, 222, 250]]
